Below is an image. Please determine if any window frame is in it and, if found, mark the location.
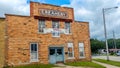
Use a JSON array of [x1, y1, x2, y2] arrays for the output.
[[78, 42, 85, 58], [65, 22, 71, 34], [30, 42, 39, 62], [67, 42, 74, 59], [52, 20, 60, 37], [38, 19, 45, 33]]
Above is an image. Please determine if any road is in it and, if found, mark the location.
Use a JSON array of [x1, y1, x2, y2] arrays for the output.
[[92, 56, 120, 61]]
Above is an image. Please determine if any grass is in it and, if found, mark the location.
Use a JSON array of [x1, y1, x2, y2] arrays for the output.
[[93, 59, 120, 67], [65, 61, 106, 68], [4, 64, 57, 68]]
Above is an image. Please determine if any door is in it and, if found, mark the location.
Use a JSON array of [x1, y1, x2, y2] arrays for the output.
[[30, 43, 38, 62], [56, 48, 64, 63], [49, 48, 56, 64], [49, 47, 64, 64]]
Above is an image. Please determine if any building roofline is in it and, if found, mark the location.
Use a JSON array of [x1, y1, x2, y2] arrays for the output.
[[5, 14, 30, 17], [0, 17, 5, 19], [30, 1, 73, 9], [75, 21, 89, 23]]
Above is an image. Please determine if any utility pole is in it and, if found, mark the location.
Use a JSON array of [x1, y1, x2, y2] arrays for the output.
[[102, 6, 118, 61], [113, 31, 117, 53], [102, 8, 109, 61]]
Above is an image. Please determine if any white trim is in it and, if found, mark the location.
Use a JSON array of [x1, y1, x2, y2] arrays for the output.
[[67, 42, 74, 59], [52, 21, 60, 37], [79, 42, 85, 58], [38, 20, 45, 33], [67, 57, 75, 59], [30, 43, 39, 62], [64, 22, 71, 34]]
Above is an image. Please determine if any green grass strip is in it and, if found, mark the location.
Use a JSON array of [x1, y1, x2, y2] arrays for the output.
[[5, 64, 56, 68], [93, 59, 120, 67], [65, 61, 106, 68]]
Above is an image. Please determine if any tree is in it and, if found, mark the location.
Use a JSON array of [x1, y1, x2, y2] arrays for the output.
[[108, 38, 120, 49], [90, 39, 105, 54], [90, 38, 120, 54]]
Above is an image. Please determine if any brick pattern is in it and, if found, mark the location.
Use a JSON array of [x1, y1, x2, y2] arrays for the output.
[[4, 2, 91, 66], [0, 18, 5, 68], [5, 15, 91, 66], [30, 2, 74, 20]]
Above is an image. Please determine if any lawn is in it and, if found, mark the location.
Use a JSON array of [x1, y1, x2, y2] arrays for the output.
[[4, 64, 57, 68], [65, 61, 106, 68], [93, 59, 120, 67]]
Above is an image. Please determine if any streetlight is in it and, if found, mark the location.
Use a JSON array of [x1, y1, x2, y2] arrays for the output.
[[102, 6, 118, 61]]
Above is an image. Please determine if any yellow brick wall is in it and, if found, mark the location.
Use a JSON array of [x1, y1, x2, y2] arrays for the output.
[[0, 18, 5, 68], [5, 15, 91, 66], [30, 2, 74, 20], [5, 2, 91, 66]]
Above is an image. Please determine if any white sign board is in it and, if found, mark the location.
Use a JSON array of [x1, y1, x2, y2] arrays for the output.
[[40, 9, 68, 18]]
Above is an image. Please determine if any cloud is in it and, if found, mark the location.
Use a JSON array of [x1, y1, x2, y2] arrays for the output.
[[0, 0, 120, 40], [0, 0, 30, 17], [62, 0, 120, 40], [0, 0, 46, 17]]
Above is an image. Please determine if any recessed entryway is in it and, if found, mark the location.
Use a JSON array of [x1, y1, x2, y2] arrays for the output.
[[49, 47, 64, 64]]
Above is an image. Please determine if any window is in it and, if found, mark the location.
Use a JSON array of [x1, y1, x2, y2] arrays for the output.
[[30, 43, 38, 62], [38, 20, 45, 33], [65, 22, 70, 34], [79, 43, 85, 58], [50, 49, 55, 55], [68, 43, 74, 58], [52, 21, 60, 37]]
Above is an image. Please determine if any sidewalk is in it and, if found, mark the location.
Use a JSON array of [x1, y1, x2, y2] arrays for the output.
[[53, 63, 91, 68], [93, 61, 119, 68], [53, 61, 120, 68]]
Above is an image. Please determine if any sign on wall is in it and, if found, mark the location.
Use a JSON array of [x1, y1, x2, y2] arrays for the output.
[[43, 28, 65, 34], [40, 9, 68, 18]]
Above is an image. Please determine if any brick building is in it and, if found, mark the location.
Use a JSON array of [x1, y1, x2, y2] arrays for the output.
[[0, 18, 5, 68], [0, 2, 91, 66]]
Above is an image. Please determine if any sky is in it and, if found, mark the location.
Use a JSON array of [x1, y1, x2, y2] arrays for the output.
[[0, 0, 120, 40]]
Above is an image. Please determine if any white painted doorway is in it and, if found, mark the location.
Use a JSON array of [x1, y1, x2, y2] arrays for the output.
[[30, 43, 38, 62]]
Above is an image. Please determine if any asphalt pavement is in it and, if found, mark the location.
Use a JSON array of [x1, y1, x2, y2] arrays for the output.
[[92, 56, 120, 61]]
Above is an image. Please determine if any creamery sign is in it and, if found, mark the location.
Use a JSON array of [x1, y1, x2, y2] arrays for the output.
[[40, 9, 68, 18]]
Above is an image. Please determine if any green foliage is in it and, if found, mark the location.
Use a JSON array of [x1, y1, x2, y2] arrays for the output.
[[108, 39, 120, 49], [93, 59, 120, 67], [107, 39, 115, 49], [90, 39, 105, 54], [65, 61, 106, 68], [90, 38, 120, 54]]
